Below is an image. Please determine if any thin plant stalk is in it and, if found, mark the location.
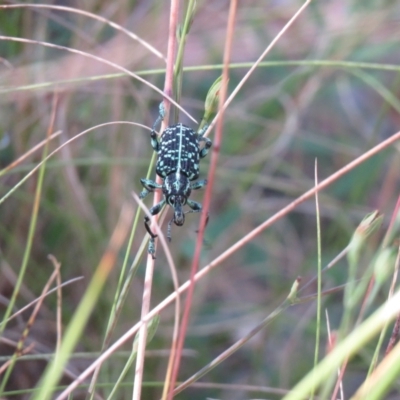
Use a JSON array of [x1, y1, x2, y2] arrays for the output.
[[173, 0, 196, 121], [87, 206, 143, 398], [133, 1, 179, 399], [2, 60, 400, 96], [311, 160, 323, 399]]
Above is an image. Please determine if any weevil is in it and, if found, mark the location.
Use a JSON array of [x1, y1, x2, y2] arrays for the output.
[[140, 103, 212, 258]]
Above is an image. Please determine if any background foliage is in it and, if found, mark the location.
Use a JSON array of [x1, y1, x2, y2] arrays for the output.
[[0, 1, 400, 399]]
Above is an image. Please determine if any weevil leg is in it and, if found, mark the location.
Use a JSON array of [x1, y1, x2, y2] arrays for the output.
[[197, 124, 212, 158], [140, 178, 162, 199], [187, 199, 210, 229], [186, 199, 202, 213], [144, 198, 166, 259], [150, 102, 166, 152], [198, 136, 212, 158], [144, 200, 165, 238], [191, 179, 207, 190], [197, 124, 209, 137], [167, 216, 174, 242]]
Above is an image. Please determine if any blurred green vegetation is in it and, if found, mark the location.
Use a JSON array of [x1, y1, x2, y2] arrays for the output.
[[0, 1, 400, 399]]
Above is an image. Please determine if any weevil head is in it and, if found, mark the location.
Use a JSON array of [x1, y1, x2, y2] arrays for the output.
[[168, 195, 185, 226], [163, 173, 191, 226]]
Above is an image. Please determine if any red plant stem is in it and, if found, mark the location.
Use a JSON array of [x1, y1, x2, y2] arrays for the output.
[[167, 1, 238, 399]]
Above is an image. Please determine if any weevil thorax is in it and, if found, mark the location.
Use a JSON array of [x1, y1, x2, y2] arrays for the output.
[[155, 123, 201, 226], [163, 173, 191, 226], [156, 123, 201, 181]]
